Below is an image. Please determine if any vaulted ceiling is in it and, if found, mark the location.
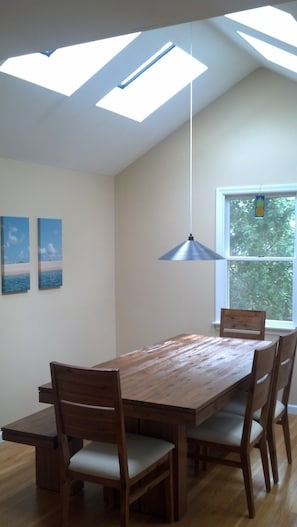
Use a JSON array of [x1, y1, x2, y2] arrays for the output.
[[0, 0, 296, 176]]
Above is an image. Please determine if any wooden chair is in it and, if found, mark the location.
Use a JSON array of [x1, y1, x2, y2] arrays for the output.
[[50, 362, 175, 527], [265, 329, 297, 483], [187, 341, 277, 519], [199, 309, 265, 475], [220, 308, 266, 340], [222, 329, 297, 484]]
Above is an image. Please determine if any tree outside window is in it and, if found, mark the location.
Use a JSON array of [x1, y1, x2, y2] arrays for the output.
[[216, 185, 297, 327]]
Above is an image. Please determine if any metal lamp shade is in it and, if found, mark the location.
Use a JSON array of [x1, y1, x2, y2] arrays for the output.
[[159, 234, 224, 261], [159, 27, 224, 263]]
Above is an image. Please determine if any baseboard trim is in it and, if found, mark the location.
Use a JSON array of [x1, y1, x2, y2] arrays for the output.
[[288, 404, 297, 415]]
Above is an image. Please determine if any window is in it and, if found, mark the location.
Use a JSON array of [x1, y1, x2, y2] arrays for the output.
[[0, 32, 208, 121], [216, 185, 297, 329], [225, 6, 297, 75], [96, 42, 207, 122], [0, 33, 140, 96]]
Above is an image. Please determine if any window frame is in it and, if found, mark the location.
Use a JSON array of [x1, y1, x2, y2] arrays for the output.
[[215, 184, 297, 330]]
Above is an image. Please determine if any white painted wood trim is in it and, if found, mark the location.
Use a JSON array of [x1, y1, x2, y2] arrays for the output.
[[288, 404, 297, 415]]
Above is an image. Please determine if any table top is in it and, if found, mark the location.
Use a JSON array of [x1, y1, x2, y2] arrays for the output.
[[39, 333, 270, 426]]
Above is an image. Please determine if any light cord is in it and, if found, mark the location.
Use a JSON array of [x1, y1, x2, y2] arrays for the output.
[[189, 24, 193, 235]]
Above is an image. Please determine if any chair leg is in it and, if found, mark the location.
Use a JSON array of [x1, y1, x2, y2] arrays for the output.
[[258, 436, 271, 492], [281, 411, 292, 464], [164, 455, 174, 523], [60, 478, 72, 527], [241, 453, 255, 519], [104, 487, 118, 510], [120, 488, 129, 527], [201, 446, 208, 471], [194, 443, 201, 476], [267, 424, 279, 484]]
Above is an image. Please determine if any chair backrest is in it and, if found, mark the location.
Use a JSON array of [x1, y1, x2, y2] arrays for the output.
[[50, 362, 129, 481], [220, 308, 266, 340], [271, 329, 297, 410], [242, 341, 277, 444]]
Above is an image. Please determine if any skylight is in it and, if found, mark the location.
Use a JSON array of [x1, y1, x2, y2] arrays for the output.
[[237, 32, 297, 74], [225, 6, 297, 47], [96, 42, 208, 122], [225, 6, 297, 74], [0, 32, 140, 96]]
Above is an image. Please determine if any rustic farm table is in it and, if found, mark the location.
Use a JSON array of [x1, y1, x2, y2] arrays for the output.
[[39, 333, 270, 520]]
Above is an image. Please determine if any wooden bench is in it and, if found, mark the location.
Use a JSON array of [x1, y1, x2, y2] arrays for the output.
[[1, 406, 82, 492]]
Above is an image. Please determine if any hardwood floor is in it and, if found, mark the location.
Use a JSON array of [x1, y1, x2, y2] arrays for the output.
[[1, 416, 297, 526]]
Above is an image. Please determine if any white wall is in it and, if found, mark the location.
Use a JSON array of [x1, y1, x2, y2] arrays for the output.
[[0, 158, 116, 426], [2, 66, 297, 428], [115, 67, 297, 402]]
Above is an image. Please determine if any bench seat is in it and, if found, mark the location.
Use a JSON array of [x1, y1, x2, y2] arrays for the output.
[[2, 407, 57, 448], [2, 406, 82, 491]]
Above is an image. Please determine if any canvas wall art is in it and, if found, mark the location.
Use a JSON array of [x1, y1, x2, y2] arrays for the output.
[[38, 218, 63, 289], [1, 216, 30, 294]]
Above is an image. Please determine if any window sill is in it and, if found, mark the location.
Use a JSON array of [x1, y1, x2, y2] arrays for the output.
[[213, 322, 295, 337]]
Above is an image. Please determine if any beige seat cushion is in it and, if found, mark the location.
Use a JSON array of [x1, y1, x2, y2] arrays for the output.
[[223, 392, 285, 422], [274, 400, 285, 419], [69, 433, 174, 480], [222, 391, 247, 415], [187, 411, 263, 447]]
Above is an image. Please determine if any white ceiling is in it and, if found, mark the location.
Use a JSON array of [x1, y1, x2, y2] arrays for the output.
[[0, 0, 296, 176]]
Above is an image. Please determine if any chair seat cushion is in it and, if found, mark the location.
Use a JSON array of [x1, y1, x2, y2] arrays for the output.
[[69, 433, 174, 480], [274, 400, 285, 419], [187, 411, 263, 447], [222, 391, 247, 415], [223, 392, 285, 422]]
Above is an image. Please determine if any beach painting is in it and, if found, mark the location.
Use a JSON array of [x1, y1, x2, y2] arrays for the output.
[[1, 216, 30, 294], [38, 218, 63, 289]]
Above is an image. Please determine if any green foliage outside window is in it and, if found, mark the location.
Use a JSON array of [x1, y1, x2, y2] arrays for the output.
[[229, 196, 295, 321]]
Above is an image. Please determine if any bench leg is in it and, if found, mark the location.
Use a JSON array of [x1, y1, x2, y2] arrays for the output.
[[35, 438, 83, 492], [35, 446, 60, 491]]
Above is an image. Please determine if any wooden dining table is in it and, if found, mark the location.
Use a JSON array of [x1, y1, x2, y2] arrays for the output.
[[39, 333, 270, 521]]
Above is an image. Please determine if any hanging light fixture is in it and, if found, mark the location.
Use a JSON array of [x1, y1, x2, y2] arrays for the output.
[[159, 25, 224, 261]]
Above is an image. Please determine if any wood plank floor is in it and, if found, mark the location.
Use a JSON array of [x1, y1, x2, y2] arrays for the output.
[[1, 416, 297, 526]]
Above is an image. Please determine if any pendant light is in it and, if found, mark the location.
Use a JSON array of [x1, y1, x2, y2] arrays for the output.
[[159, 25, 224, 261]]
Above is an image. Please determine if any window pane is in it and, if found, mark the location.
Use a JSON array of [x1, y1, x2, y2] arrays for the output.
[[229, 261, 293, 321], [229, 196, 295, 257]]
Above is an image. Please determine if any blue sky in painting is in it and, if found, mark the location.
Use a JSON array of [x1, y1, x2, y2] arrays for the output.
[[1, 216, 30, 264], [38, 218, 62, 262]]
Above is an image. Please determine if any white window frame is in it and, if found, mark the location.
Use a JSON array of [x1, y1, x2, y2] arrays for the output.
[[215, 184, 297, 331]]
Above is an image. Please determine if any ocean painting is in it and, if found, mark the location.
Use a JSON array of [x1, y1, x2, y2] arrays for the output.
[[38, 218, 63, 289], [1, 216, 30, 294]]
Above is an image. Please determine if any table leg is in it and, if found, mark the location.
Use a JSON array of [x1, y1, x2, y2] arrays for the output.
[[171, 424, 187, 520], [138, 420, 188, 521]]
